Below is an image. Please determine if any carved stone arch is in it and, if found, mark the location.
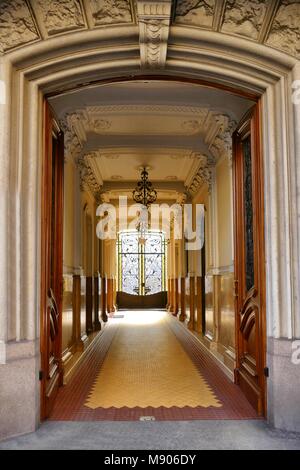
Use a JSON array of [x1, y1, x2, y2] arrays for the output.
[[0, 0, 300, 438]]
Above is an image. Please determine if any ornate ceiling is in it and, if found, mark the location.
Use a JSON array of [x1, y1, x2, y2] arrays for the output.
[[51, 80, 247, 199], [0, 0, 299, 60], [1, 1, 299, 200]]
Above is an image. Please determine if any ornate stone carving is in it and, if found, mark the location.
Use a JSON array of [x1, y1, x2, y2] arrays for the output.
[[89, 0, 133, 26], [0, 0, 40, 53], [93, 119, 112, 132], [137, 0, 172, 68], [187, 112, 236, 195], [61, 110, 112, 148], [221, 0, 268, 40], [174, 0, 215, 28], [188, 156, 213, 195], [77, 153, 102, 195], [209, 113, 237, 163], [267, 0, 300, 58], [181, 120, 201, 132], [33, 0, 86, 36]]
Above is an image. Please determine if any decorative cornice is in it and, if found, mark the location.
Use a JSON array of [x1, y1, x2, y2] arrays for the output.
[[137, 0, 172, 68], [187, 112, 236, 196]]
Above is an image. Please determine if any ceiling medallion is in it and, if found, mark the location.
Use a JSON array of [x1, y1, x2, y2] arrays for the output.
[[133, 167, 157, 208]]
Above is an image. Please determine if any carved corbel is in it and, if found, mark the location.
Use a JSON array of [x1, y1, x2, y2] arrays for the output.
[[137, 0, 172, 69]]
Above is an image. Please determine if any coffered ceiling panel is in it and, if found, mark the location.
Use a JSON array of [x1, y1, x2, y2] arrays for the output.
[[88, 148, 198, 183]]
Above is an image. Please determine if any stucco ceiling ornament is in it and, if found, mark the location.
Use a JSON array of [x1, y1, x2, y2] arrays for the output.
[[210, 113, 237, 165], [76, 154, 102, 196]]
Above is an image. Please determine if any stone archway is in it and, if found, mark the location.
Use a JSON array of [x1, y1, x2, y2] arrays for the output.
[[0, 1, 300, 438]]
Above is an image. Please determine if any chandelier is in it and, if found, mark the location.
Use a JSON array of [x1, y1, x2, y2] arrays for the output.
[[132, 167, 157, 208]]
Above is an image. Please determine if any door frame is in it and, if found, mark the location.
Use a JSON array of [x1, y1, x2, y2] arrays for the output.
[[40, 100, 64, 420], [233, 101, 267, 416]]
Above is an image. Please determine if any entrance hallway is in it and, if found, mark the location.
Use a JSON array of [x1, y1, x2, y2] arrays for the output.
[[50, 311, 257, 421]]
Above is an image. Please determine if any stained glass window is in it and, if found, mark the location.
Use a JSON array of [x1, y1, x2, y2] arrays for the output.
[[117, 231, 167, 295]]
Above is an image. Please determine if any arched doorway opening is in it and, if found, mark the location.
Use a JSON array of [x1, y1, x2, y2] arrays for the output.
[[1, 0, 299, 438]]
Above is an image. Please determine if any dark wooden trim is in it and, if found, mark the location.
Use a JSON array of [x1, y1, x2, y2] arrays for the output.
[[40, 101, 64, 420], [85, 277, 94, 334], [196, 276, 203, 334], [93, 276, 101, 331], [188, 276, 196, 330], [179, 277, 186, 322], [117, 291, 168, 309], [101, 276, 108, 322], [233, 101, 267, 416]]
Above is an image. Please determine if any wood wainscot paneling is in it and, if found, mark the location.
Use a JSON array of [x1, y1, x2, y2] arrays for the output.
[[72, 275, 88, 351], [61, 274, 75, 369], [185, 277, 190, 323], [188, 276, 195, 331], [117, 291, 168, 309], [217, 272, 236, 371], [62, 274, 74, 354], [204, 275, 214, 340], [86, 277, 94, 334], [106, 278, 115, 315], [179, 277, 186, 322], [93, 275, 101, 331], [101, 276, 108, 322], [173, 278, 179, 317], [196, 276, 203, 334]]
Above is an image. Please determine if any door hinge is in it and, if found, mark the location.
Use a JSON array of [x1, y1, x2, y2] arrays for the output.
[[264, 367, 269, 378], [39, 370, 44, 381]]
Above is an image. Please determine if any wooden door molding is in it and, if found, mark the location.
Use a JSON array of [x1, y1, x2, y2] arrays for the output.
[[40, 100, 64, 420], [233, 103, 267, 416]]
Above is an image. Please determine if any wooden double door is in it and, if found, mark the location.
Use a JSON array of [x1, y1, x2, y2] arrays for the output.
[[40, 102, 64, 420], [233, 104, 267, 416]]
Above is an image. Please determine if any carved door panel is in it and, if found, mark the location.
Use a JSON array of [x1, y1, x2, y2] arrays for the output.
[[40, 101, 64, 419], [233, 104, 266, 416]]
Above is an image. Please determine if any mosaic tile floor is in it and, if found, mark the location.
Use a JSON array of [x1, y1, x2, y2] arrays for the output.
[[50, 311, 259, 421]]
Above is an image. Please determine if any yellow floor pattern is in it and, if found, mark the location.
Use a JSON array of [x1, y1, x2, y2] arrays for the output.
[[85, 311, 222, 409]]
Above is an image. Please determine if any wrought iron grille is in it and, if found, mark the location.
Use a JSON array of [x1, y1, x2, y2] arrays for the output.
[[117, 231, 167, 296]]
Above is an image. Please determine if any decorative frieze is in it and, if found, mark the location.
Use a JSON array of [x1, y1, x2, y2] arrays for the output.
[[89, 0, 133, 26], [0, 0, 40, 53], [137, 0, 172, 68], [221, 0, 268, 41], [32, 0, 86, 36], [267, 0, 300, 58], [174, 0, 215, 29]]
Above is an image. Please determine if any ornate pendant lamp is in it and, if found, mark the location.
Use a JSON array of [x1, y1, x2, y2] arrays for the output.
[[133, 167, 157, 245], [132, 167, 157, 208]]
